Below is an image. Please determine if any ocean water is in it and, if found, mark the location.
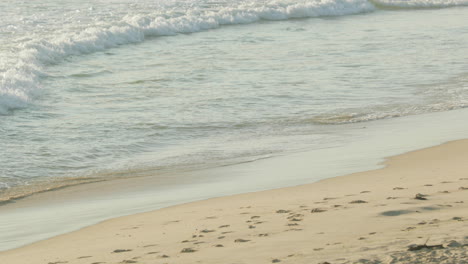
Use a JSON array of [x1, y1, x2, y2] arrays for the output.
[[1, 0, 468, 199]]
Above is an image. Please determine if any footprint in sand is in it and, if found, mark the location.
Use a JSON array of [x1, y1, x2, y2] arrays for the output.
[[181, 248, 197, 253], [142, 244, 157, 248], [414, 193, 428, 200], [349, 200, 367, 204], [272, 259, 281, 263], [112, 249, 132, 253], [219, 225, 230, 228], [276, 209, 290, 214], [200, 229, 216, 233], [77, 256, 92, 259], [121, 226, 139, 230], [120, 260, 137, 264], [393, 187, 406, 190], [311, 208, 327, 213], [380, 210, 412, 216], [287, 228, 302, 231], [235, 239, 250, 243], [289, 218, 302, 222], [214, 244, 224, 247], [146, 252, 159, 255], [288, 213, 303, 219], [437, 204, 452, 208]]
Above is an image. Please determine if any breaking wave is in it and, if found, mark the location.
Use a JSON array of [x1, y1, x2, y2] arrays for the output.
[[1, 0, 374, 114], [1, 0, 467, 114]]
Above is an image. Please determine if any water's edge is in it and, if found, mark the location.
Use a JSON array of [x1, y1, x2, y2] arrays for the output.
[[2, 108, 468, 252]]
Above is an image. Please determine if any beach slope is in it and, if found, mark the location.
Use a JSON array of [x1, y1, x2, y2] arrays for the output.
[[2, 140, 468, 264]]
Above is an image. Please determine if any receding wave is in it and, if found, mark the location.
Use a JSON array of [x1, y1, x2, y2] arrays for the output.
[[308, 101, 468, 125], [0, 177, 105, 205]]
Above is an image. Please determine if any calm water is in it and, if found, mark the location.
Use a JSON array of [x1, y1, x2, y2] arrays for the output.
[[1, 0, 468, 199]]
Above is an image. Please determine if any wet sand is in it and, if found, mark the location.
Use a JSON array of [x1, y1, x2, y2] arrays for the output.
[[1, 140, 468, 263]]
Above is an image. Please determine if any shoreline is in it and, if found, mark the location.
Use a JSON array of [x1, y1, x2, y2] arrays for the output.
[[1, 139, 467, 263], [3, 108, 468, 253]]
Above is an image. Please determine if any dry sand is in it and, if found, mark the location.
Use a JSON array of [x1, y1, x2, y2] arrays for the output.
[[1, 140, 468, 264]]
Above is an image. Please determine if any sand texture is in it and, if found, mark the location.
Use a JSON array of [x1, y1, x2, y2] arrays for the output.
[[1, 140, 468, 264]]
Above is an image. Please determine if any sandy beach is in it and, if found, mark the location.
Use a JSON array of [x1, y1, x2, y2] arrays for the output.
[[2, 140, 468, 264]]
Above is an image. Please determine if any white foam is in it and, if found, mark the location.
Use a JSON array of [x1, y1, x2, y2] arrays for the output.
[[2, 0, 465, 114], [0, 0, 375, 114]]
